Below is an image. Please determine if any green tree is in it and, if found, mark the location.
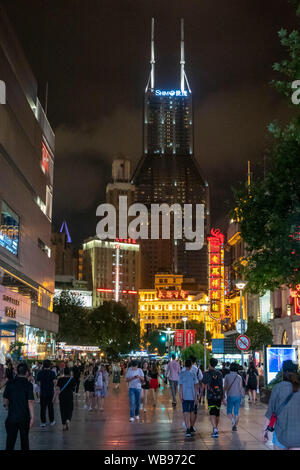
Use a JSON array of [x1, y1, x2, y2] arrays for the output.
[[232, 2, 300, 295], [182, 343, 211, 365], [176, 320, 212, 346], [89, 301, 140, 359], [53, 290, 91, 344], [245, 320, 273, 353], [143, 329, 167, 355]]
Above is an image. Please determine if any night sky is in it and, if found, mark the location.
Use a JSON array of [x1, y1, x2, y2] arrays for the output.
[[1, 0, 297, 244]]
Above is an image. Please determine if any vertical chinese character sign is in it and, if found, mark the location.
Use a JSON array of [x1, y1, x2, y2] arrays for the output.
[[208, 228, 225, 321]]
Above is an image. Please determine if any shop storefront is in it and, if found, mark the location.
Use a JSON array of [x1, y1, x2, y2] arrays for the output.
[[0, 284, 31, 359], [19, 325, 56, 360], [56, 343, 101, 362], [0, 283, 57, 362]]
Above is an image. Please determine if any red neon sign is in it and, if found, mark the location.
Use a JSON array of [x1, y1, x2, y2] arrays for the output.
[[41, 142, 50, 173], [97, 288, 113, 293], [207, 228, 225, 321], [174, 329, 196, 347], [115, 238, 136, 244]]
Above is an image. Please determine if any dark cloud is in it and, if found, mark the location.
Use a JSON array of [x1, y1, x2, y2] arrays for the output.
[[2, 0, 297, 242]]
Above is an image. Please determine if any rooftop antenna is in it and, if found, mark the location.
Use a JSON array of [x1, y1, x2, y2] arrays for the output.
[[180, 19, 191, 93], [146, 18, 155, 91], [180, 19, 185, 92]]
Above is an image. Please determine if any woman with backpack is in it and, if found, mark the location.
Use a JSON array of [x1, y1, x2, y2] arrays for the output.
[[245, 362, 259, 405], [53, 367, 75, 431]]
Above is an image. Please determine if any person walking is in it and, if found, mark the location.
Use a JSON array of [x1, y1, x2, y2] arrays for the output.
[[199, 364, 206, 404], [246, 361, 259, 405], [180, 356, 201, 433], [99, 364, 108, 411], [125, 360, 144, 422], [36, 359, 57, 427], [140, 361, 150, 412], [3, 362, 34, 450], [262, 360, 300, 450], [53, 367, 75, 431], [72, 361, 81, 396], [224, 362, 244, 431], [83, 365, 95, 411], [149, 362, 162, 407], [202, 358, 224, 438], [179, 359, 198, 438], [112, 362, 121, 390], [94, 365, 103, 410], [166, 355, 181, 407]]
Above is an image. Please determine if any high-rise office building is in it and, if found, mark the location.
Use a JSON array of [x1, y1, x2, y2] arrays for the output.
[[0, 7, 57, 360], [132, 19, 210, 289], [82, 158, 140, 318]]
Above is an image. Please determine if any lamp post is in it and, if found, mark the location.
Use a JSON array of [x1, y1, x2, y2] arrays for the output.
[[182, 316, 188, 350], [235, 280, 247, 367], [202, 305, 208, 371]]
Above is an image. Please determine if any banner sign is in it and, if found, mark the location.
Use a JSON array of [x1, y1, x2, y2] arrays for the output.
[[174, 329, 196, 347]]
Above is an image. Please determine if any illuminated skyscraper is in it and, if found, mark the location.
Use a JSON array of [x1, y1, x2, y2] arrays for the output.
[[133, 19, 210, 289]]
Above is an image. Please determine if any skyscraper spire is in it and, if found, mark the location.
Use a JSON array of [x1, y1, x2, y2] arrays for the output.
[[146, 18, 155, 91], [180, 18, 185, 92], [180, 19, 191, 93]]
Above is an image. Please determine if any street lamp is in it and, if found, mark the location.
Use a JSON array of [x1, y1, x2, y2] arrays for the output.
[[202, 304, 208, 371], [235, 280, 247, 367], [182, 316, 188, 350]]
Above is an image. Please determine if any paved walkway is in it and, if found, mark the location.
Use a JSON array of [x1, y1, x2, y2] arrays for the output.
[[0, 378, 274, 450]]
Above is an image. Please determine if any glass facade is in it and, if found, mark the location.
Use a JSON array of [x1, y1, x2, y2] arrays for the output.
[[0, 201, 20, 256]]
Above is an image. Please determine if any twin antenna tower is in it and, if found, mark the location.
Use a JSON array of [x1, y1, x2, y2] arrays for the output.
[[146, 18, 191, 93]]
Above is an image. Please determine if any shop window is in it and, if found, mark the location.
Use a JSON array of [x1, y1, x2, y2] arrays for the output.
[[0, 201, 20, 256]]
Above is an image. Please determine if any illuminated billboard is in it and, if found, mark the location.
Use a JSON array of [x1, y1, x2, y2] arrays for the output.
[[265, 345, 298, 384]]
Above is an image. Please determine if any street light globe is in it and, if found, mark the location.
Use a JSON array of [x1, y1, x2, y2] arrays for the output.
[[182, 316, 188, 322], [235, 280, 247, 290]]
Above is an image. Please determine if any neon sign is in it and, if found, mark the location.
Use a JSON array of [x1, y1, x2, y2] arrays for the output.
[[208, 228, 225, 321], [155, 89, 188, 97], [157, 289, 188, 300]]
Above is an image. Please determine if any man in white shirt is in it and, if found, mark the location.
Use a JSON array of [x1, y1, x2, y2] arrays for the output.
[[181, 355, 201, 433], [125, 361, 144, 422]]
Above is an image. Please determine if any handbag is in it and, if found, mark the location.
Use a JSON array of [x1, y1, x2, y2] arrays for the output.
[[267, 392, 294, 432]]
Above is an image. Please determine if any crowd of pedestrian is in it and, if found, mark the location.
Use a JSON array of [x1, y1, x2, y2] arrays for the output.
[[1, 354, 299, 450]]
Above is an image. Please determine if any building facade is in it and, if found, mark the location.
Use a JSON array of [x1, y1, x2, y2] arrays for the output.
[[225, 220, 300, 359], [83, 238, 140, 318], [139, 272, 219, 339], [0, 7, 58, 361], [132, 19, 210, 289]]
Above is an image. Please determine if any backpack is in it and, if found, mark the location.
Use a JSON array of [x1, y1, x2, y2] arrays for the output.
[[207, 370, 222, 400]]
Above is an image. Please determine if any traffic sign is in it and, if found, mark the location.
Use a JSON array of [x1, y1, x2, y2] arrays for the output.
[[236, 334, 251, 351], [236, 319, 248, 334]]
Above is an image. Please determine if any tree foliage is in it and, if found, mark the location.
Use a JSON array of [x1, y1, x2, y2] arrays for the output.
[[232, 3, 300, 295], [181, 343, 211, 365], [54, 293, 140, 359], [54, 290, 91, 344], [246, 320, 273, 353], [89, 301, 140, 359], [142, 329, 167, 355]]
